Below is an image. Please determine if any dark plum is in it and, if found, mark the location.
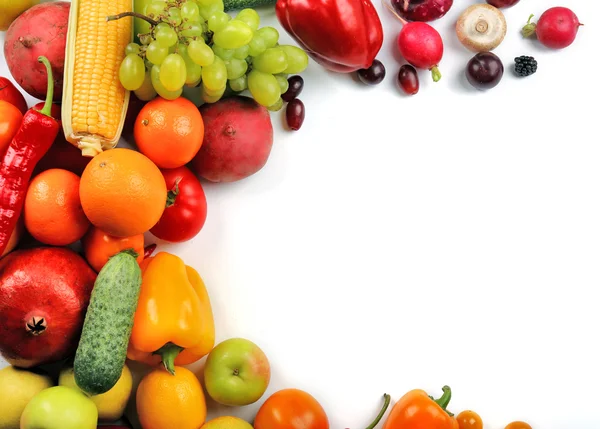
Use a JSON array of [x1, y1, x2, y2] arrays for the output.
[[282, 76, 304, 102], [357, 59, 386, 85], [466, 52, 504, 90], [397, 64, 419, 95], [391, 0, 453, 22], [286, 99, 305, 131]]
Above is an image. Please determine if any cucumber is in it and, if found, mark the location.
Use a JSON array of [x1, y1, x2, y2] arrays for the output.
[[224, 0, 276, 12], [73, 251, 142, 396]]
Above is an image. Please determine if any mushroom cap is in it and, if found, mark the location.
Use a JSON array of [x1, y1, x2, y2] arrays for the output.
[[456, 4, 507, 52]]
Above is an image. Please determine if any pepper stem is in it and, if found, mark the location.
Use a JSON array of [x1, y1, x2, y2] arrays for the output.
[[37, 56, 54, 117], [365, 394, 391, 429], [154, 342, 184, 375], [522, 14, 537, 38], [434, 385, 454, 417], [431, 66, 442, 82]]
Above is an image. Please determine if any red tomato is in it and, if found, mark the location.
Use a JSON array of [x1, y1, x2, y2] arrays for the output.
[[0, 77, 28, 115], [150, 166, 207, 243], [254, 389, 330, 429]]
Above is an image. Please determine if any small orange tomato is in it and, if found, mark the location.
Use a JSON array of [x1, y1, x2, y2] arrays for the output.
[[82, 226, 144, 272], [505, 422, 532, 429], [0, 100, 23, 156], [457, 410, 483, 429], [254, 388, 329, 429]]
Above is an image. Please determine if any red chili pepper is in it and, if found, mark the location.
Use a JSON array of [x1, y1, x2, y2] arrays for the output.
[[144, 243, 157, 259], [0, 57, 59, 256], [276, 0, 384, 73]]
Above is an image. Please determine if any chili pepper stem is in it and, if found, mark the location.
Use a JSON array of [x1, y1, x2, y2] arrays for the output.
[[364, 394, 391, 429], [434, 385, 454, 417], [36, 57, 54, 117], [154, 342, 184, 375]]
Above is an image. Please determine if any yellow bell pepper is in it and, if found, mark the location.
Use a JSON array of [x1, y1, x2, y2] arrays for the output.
[[126, 252, 215, 374]]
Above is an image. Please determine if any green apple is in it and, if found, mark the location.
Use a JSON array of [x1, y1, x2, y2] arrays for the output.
[[20, 386, 98, 429], [204, 338, 271, 406]]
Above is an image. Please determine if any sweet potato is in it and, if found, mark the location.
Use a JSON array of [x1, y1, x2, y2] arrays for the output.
[[192, 96, 274, 183], [3, 2, 70, 102]]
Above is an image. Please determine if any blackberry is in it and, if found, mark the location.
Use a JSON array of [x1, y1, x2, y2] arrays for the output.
[[514, 55, 538, 77]]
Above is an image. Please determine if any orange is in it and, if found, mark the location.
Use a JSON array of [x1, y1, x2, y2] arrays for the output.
[[203, 416, 254, 429], [81, 226, 144, 272], [133, 96, 204, 169], [23, 168, 90, 246], [136, 366, 206, 429], [79, 148, 167, 237]]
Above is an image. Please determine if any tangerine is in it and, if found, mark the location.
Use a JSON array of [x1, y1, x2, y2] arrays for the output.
[[81, 226, 144, 272]]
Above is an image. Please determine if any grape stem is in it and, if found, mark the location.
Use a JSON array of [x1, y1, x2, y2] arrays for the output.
[[107, 12, 159, 26]]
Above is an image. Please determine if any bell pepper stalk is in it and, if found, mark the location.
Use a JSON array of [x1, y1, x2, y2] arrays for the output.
[[380, 386, 459, 429], [126, 252, 215, 375], [275, 0, 384, 73]]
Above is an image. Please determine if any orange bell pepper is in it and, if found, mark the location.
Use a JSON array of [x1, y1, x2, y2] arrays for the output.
[[126, 251, 215, 375], [381, 386, 459, 429]]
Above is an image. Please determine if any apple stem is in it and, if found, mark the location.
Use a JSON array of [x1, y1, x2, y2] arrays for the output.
[[364, 394, 391, 429], [154, 342, 184, 375]]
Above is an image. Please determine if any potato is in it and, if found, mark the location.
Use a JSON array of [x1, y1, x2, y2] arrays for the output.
[[192, 96, 274, 183]]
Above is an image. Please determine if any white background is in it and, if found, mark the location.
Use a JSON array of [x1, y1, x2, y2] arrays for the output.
[[2, 0, 600, 428]]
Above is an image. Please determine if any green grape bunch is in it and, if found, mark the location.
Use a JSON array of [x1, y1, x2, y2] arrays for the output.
[[115, 0, 310, 110]]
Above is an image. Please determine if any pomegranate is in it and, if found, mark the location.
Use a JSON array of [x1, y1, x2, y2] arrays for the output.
[[0, 247, 96, 368]]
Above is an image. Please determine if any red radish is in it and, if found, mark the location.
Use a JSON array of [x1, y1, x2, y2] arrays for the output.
[[383, 0, 444, 82], [522, 7, 583, 49], [0, 247, 97, 368]]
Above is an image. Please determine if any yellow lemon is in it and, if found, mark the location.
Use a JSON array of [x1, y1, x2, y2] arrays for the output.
[[0, 365, 53, 429], [202, 416, 254, 429], [0, 0, 40, 31], [59, 364, 133, 422]]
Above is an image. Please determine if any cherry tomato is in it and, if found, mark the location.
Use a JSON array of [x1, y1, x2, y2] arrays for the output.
[[0, 100, 23, 156], [254, 388, 330, 429], [457, 410, 483, 429], [505, 422, 532, 429], [150, 166, 208, 243]]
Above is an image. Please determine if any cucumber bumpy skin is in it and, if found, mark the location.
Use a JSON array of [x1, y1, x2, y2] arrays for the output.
[[73, 251, 142, 396]]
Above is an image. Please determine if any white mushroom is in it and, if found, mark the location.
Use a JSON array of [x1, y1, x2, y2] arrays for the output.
[[456, 4, 507, 52]]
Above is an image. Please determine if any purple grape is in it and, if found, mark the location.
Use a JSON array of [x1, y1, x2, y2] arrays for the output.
[[282, 75, 304, 102], [397, 64, 419, 95], [286, 99, 305, 131], [357, 59, 386, 85]]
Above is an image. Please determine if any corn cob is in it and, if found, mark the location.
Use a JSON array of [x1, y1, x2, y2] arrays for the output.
[[62, 0, 133, 157]]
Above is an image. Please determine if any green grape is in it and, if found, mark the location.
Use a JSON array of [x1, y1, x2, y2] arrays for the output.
[[146, 40, 169, 65], [229, 75, 247, 92], [252, 47, 288, 74], [159, 53, 187, 91], [168, 7, 183, 25], [212, 45, 234, 60], [212, 21, 254, 50], [281, 45, 309, 73], [247, 70, 281, 107], [139, 33, 153, 46], [180, 22, 204, 38], [224, 58, 247, 80], [125, 43, 141, 55], [156, 24, 178, 48], [275, 74, 289, 93], [151, 65, 183, 100], [248, 35, 266, 57], [267, 97, 283, 112], [202, 56, 227, 90], [134, 70, 158, 101], [203, 84, 226, 97], [208, 11, 230, 33], [145, 59, 154, 70], [200, 2, 224, 20], [119, 53, 146, 91], [234, 9, 259, 32], [186, 77, 202, 88], [201, 83, 226, 103], [145, 0, 167, 19], [233, 45, 249, 60], [188, 39, 215, 66], [256, 26, 279, 48], [181, 1, 201, 22], [197, 0, 218, 7], [179, 44, 203, 85]]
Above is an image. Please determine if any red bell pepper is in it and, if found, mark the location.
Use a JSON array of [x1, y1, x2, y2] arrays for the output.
[[276, 0, 384, 73]]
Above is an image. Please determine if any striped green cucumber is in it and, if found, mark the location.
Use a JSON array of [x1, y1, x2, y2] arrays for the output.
[[224, 0, 276, 11], [73, 251, 142, 395]]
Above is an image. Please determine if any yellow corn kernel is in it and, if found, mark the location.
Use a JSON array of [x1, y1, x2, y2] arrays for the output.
[[62, 0, 133, 157]]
